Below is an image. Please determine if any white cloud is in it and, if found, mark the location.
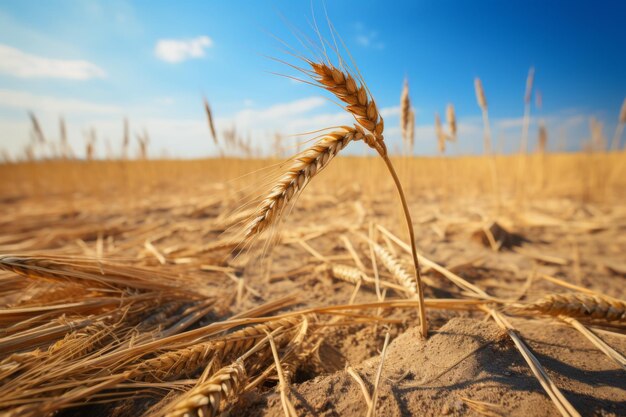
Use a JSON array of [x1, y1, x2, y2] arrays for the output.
[[155, 36, 213, 63], [0, 89, 120, 114], [0, 44, 106, 80], [380, 106, 400, 118], [230, 97, 326, 127]]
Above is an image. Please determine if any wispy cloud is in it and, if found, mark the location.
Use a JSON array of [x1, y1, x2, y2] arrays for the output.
[[154, 36, 213, 63], [233, 97, 325, 123], [353, 23, 384, 50], [0, 89, 120, 114], [0, 44, 106, 80], [217, 97, 335, 151]]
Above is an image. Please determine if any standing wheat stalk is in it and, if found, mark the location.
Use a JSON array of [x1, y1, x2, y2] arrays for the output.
[[475, 77, 500, 206], [538, 123, 547, 154], [520, 66, 535, 154], [435, 113, 445, 154], [400, 78, 414, 155], [610, 98, 626, 151], [446, 103, 457, 142], [122, 118, 129, 160], [203, 96, 218, 146], [474, 78, 491, 154]]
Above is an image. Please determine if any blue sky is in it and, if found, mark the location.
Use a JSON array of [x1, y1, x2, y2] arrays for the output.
[[0, 0, 625, 159]]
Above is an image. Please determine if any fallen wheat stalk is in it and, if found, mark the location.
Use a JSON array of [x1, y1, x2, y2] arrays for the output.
[[509, 293, 626, 323]]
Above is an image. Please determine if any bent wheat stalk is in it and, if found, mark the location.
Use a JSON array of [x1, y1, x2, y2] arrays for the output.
[[309, 61, 427, 335], [243, 59, 428, 336]]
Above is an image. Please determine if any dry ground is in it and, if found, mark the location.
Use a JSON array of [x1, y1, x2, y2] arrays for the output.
[[0, 154, 625, 416]]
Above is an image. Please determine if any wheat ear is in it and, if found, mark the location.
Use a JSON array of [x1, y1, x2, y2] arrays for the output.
[[372, 243, 417, 296], [474, 78, 492, 154], [320, 263, 415, 295], [244, 127, 364, 238], [520, 66, 535, 154], [203, 96, 218, 145], [164, 360, 246, 417], [509, 293, 626, 323], [400, 78, 412, 153], [446, 103, 457, 141], [307, 62, 384, 148]]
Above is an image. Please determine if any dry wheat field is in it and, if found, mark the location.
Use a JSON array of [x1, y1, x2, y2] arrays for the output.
[[1, 22, 626, 417], [1, 148, 625, 417]]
